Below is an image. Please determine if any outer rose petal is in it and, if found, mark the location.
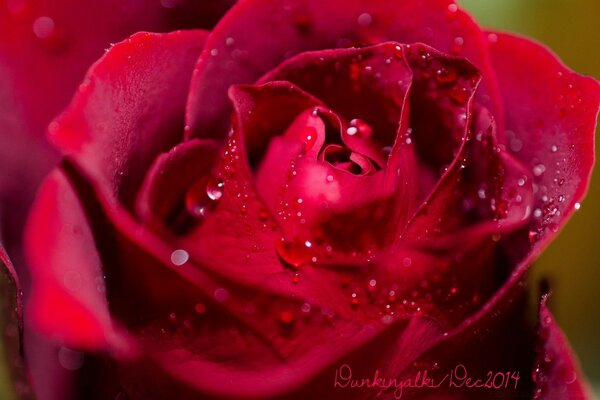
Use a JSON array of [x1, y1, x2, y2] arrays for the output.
[[488, 32, 600, 246], [24, 169, 132, 353], [0, 0, 234, 265], [533, 295, 592, 399], [42, 160, 447, 400], [48, 30, 208, 210], [186, 0, 502, 140]]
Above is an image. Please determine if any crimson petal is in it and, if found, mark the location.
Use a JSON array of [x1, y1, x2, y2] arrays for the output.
[[488, 32, 600, 246], [186, 0, 502, 140], [49, 30, 207, 210], [533, 295, 592, 399]]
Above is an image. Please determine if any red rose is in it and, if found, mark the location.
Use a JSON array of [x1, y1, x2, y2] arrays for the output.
[[2, 0, 599, 399]]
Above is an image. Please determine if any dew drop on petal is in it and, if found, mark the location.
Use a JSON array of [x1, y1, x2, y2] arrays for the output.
[[58, 347, 84, 371], [206, 178, 224, 201], [214, 288, 229, 303], [533, 164, 546, 177], [434, 67, 458, 85], [357, 12, 372, 27], [32, 16, 55, 39], [278, 310, 296, 335], [170, 249, 189, 266], [300, 126, 318, 152], [347, 119, 372, 137], [574, 202, 581, 210], [194, 303, 206, 314]]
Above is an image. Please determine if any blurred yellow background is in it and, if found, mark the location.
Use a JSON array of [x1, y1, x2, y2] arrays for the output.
[[460, 0, 600, 393]]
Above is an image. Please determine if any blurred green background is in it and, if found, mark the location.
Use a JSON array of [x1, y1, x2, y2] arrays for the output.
[[0, 0, 598, 398], [460, 0, 600, 394]]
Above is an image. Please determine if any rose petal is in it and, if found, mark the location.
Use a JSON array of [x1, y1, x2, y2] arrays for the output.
[[24, 169, 131, 352], [0, 0, 234, 265], [135, 139, 221, 233], [49, 30, 207, 210], [389, 289, 535, 399], [402, 107, 534, 249], [258, 42, 413, 150], [45, 161, 448, 400], [533, 294, 592, 399], [186, 0, 502, 141], [488, 32, 600, 247]]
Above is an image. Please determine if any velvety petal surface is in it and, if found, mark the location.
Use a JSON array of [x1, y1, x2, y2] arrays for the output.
[[186, 0, 502, 140], [48, 30, 208, 210], [533, 295, 592, 399], [0, 0, 234, 266], [25, 169, 131, 353], [488, 32, 600, 247]]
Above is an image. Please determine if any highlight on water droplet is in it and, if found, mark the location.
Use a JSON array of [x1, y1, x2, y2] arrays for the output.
[[346, 119, 372, 137], [170, 249, 189, 266], [206, 178, 225, 201], [185, 177, 224, 218], [300, 126, 318, 152], [434, 67, 458, 86]]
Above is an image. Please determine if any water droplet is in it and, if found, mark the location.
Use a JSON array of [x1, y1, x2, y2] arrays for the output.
[[533, 208, 543, 218], [292, 273, 300, 284], [206, 178, 224, 201], [347, 119, 372, 137], [58, 347, 84, 371], [451, 36, 464, 53], [528, 230, 539, 243], [574, 202, 581, 210], [447, 3, 458, 13], [487, 33, 498, 43], [258, 207, 270, 221], [510, 138, 523, 152], [214, 288, 229, 303], [357, 12, 372, 27], [32, 16, 55, 39], [194, 303, 206, 314], [350, 292, 360, 309], [551, 144, 558, 153], [301, 303, 312, 314], [225, 37, 235, 47], [434, 67, 458, 85], [275, 238, 313, 269], [402, 257, 412, 267], [533, 164, 546, 177], [449, 86, 470, 104], [170, 249, 189, 266], [278, 310, 295, 334], [300, 126, 318, 152]]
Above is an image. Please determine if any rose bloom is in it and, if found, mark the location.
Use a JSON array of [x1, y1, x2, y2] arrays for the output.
[[0, 0, 599, 399]]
